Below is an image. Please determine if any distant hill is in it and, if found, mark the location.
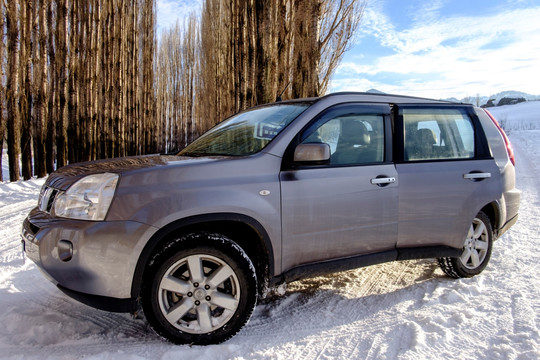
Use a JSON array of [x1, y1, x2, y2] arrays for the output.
[[366, 88, 386, 94], [360, 89, 540, 107], [444, 91, 540, 106]]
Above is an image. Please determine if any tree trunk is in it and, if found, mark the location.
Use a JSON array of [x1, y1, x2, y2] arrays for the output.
[[46, 0, 56, 173], [6, 0, 21, 182], [20, 0, 34, 180], [292, 0, 320, 98], [56, 0, 68, 168], [34, 0, 48, 178], [67, 0, 80, 164], [0, 0, 6, 181]]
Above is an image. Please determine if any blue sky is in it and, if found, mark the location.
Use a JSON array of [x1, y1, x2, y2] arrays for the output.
[[157, 0, 540, 99]]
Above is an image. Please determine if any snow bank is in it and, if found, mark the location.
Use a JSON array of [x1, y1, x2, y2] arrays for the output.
[[488, 101, 540, 131]]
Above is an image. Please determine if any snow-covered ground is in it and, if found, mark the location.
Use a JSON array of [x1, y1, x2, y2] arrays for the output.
[[1, 104, 539, 359], [488, 101, 540, 131]]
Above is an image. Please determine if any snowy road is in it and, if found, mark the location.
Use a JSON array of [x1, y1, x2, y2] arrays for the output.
[[1, 130, 539, 359]]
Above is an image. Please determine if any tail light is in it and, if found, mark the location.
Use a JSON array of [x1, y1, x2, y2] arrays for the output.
[[484, 109, 515, 166]]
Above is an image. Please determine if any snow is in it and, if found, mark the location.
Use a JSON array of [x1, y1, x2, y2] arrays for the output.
[[488, 101, 540, 131], [1, 148, 10, 181], [1, 103, 540, 359]]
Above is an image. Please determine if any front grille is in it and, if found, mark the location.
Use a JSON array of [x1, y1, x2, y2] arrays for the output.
[[38, 186, 60, 213]]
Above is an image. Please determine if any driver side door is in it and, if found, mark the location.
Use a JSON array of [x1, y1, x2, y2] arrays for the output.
[[280, 104, 398, 272]]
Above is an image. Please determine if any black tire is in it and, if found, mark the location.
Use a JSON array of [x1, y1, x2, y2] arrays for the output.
[[438, 211, 493, 278], [142, 232, 257, 345]]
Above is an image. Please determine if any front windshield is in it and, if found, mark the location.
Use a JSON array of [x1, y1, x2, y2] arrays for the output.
[[179, 103, 310, 156]]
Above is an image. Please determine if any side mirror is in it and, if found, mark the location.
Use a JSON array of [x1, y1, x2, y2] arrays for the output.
[[294, 143, 331, 163]]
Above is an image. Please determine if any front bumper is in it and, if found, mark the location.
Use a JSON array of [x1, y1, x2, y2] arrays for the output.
[[21, 207, 157, 308]]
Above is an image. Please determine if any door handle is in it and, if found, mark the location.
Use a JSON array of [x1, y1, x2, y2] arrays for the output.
[[463, 172, 491, 180], [371, 177, 396, 185]]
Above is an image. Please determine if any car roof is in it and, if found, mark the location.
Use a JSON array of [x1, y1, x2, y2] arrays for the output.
[[276, 92, 468, 106], [324, 92, 462, 104]]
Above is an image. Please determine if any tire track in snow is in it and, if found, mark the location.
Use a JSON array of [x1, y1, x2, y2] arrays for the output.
[[511, 293, 538, 335], [241, 258, 448, 360], [1, 281, 155, 346]]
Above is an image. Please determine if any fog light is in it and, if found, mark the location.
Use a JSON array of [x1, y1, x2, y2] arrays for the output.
[[57, 240, 73, 262]]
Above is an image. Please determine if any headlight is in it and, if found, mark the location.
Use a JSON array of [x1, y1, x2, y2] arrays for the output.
[[54, 173, 119, 221]]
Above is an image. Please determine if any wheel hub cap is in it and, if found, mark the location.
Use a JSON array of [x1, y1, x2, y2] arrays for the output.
[[193, 288, 206, 301]]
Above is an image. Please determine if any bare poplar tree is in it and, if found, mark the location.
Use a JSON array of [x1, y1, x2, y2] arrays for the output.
[[318, 0, 366, 94], [0, 0, 5, 181], [200, 0, 229, 133], [78, 0, 90, 161], [276, 0, 293, 100], [291, 0, 320, 98], [55, 0, 68, 168], [141, 0, 156, 153], [45, 0, 56, 173], [17, 0, 33, 180], [183, 14, 199, 145], [128, 0, 140, 155], [33, 0, 48, 178], [19, 0, 35, 180], [6, 0, 21, 181], [67, 0, 80, 164], [155, 22, 178, 152], [90, 0, 102, 160]]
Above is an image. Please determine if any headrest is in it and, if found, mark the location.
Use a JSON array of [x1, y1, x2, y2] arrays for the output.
[[341, 121, 370, 145]]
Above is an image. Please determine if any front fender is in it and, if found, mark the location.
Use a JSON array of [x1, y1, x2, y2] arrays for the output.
[[129, 212, 276, 299]]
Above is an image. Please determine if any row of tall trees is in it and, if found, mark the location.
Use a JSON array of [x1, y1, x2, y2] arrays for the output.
[[156, 0, 365, 153], [0, 0, 156, 181], [154, 16, 200, 154], [1, 0, 365, 181], [198, 0, 365, 135]]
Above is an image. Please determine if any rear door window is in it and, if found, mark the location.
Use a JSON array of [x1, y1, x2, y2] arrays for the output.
[[401, 108, 475, 161]]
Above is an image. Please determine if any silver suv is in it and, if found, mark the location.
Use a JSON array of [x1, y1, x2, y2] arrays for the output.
[[22, 92, 520, 345]]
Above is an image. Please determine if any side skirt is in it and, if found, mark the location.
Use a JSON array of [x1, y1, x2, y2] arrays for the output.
[[277, 246, 462, 285]]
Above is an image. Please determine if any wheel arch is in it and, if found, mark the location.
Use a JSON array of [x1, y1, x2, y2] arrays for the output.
[[131, 213, 274, 299], [479, 201, 501, 237]]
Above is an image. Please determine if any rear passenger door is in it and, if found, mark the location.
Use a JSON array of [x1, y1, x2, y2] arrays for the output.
[[395, 105, 502, 250]]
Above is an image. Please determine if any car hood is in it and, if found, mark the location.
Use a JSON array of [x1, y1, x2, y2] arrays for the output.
[[46, 155, 224, 191]]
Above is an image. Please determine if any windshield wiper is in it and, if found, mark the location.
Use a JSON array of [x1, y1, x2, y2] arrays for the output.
[[179, 152, 228, 157]]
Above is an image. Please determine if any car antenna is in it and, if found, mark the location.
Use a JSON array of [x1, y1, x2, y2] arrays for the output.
[[276, 82, 290, 102]]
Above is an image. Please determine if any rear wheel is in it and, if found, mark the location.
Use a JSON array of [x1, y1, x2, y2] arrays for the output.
[[142, 233, 257, 345], [438, 211, 493, 278]]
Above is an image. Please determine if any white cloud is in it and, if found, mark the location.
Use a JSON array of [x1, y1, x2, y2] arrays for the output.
[[359, 4, 402, 50], [334, 5, 540, 99], [410, 0, 446, 24]]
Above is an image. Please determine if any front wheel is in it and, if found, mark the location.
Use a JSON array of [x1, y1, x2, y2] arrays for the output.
[[438, 211, 493, 278], [142, 233, 257, 345]]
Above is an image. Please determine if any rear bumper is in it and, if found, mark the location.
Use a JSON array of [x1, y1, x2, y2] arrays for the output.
[[497, 213, 518, 238], [497, 185, 520, 238]]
